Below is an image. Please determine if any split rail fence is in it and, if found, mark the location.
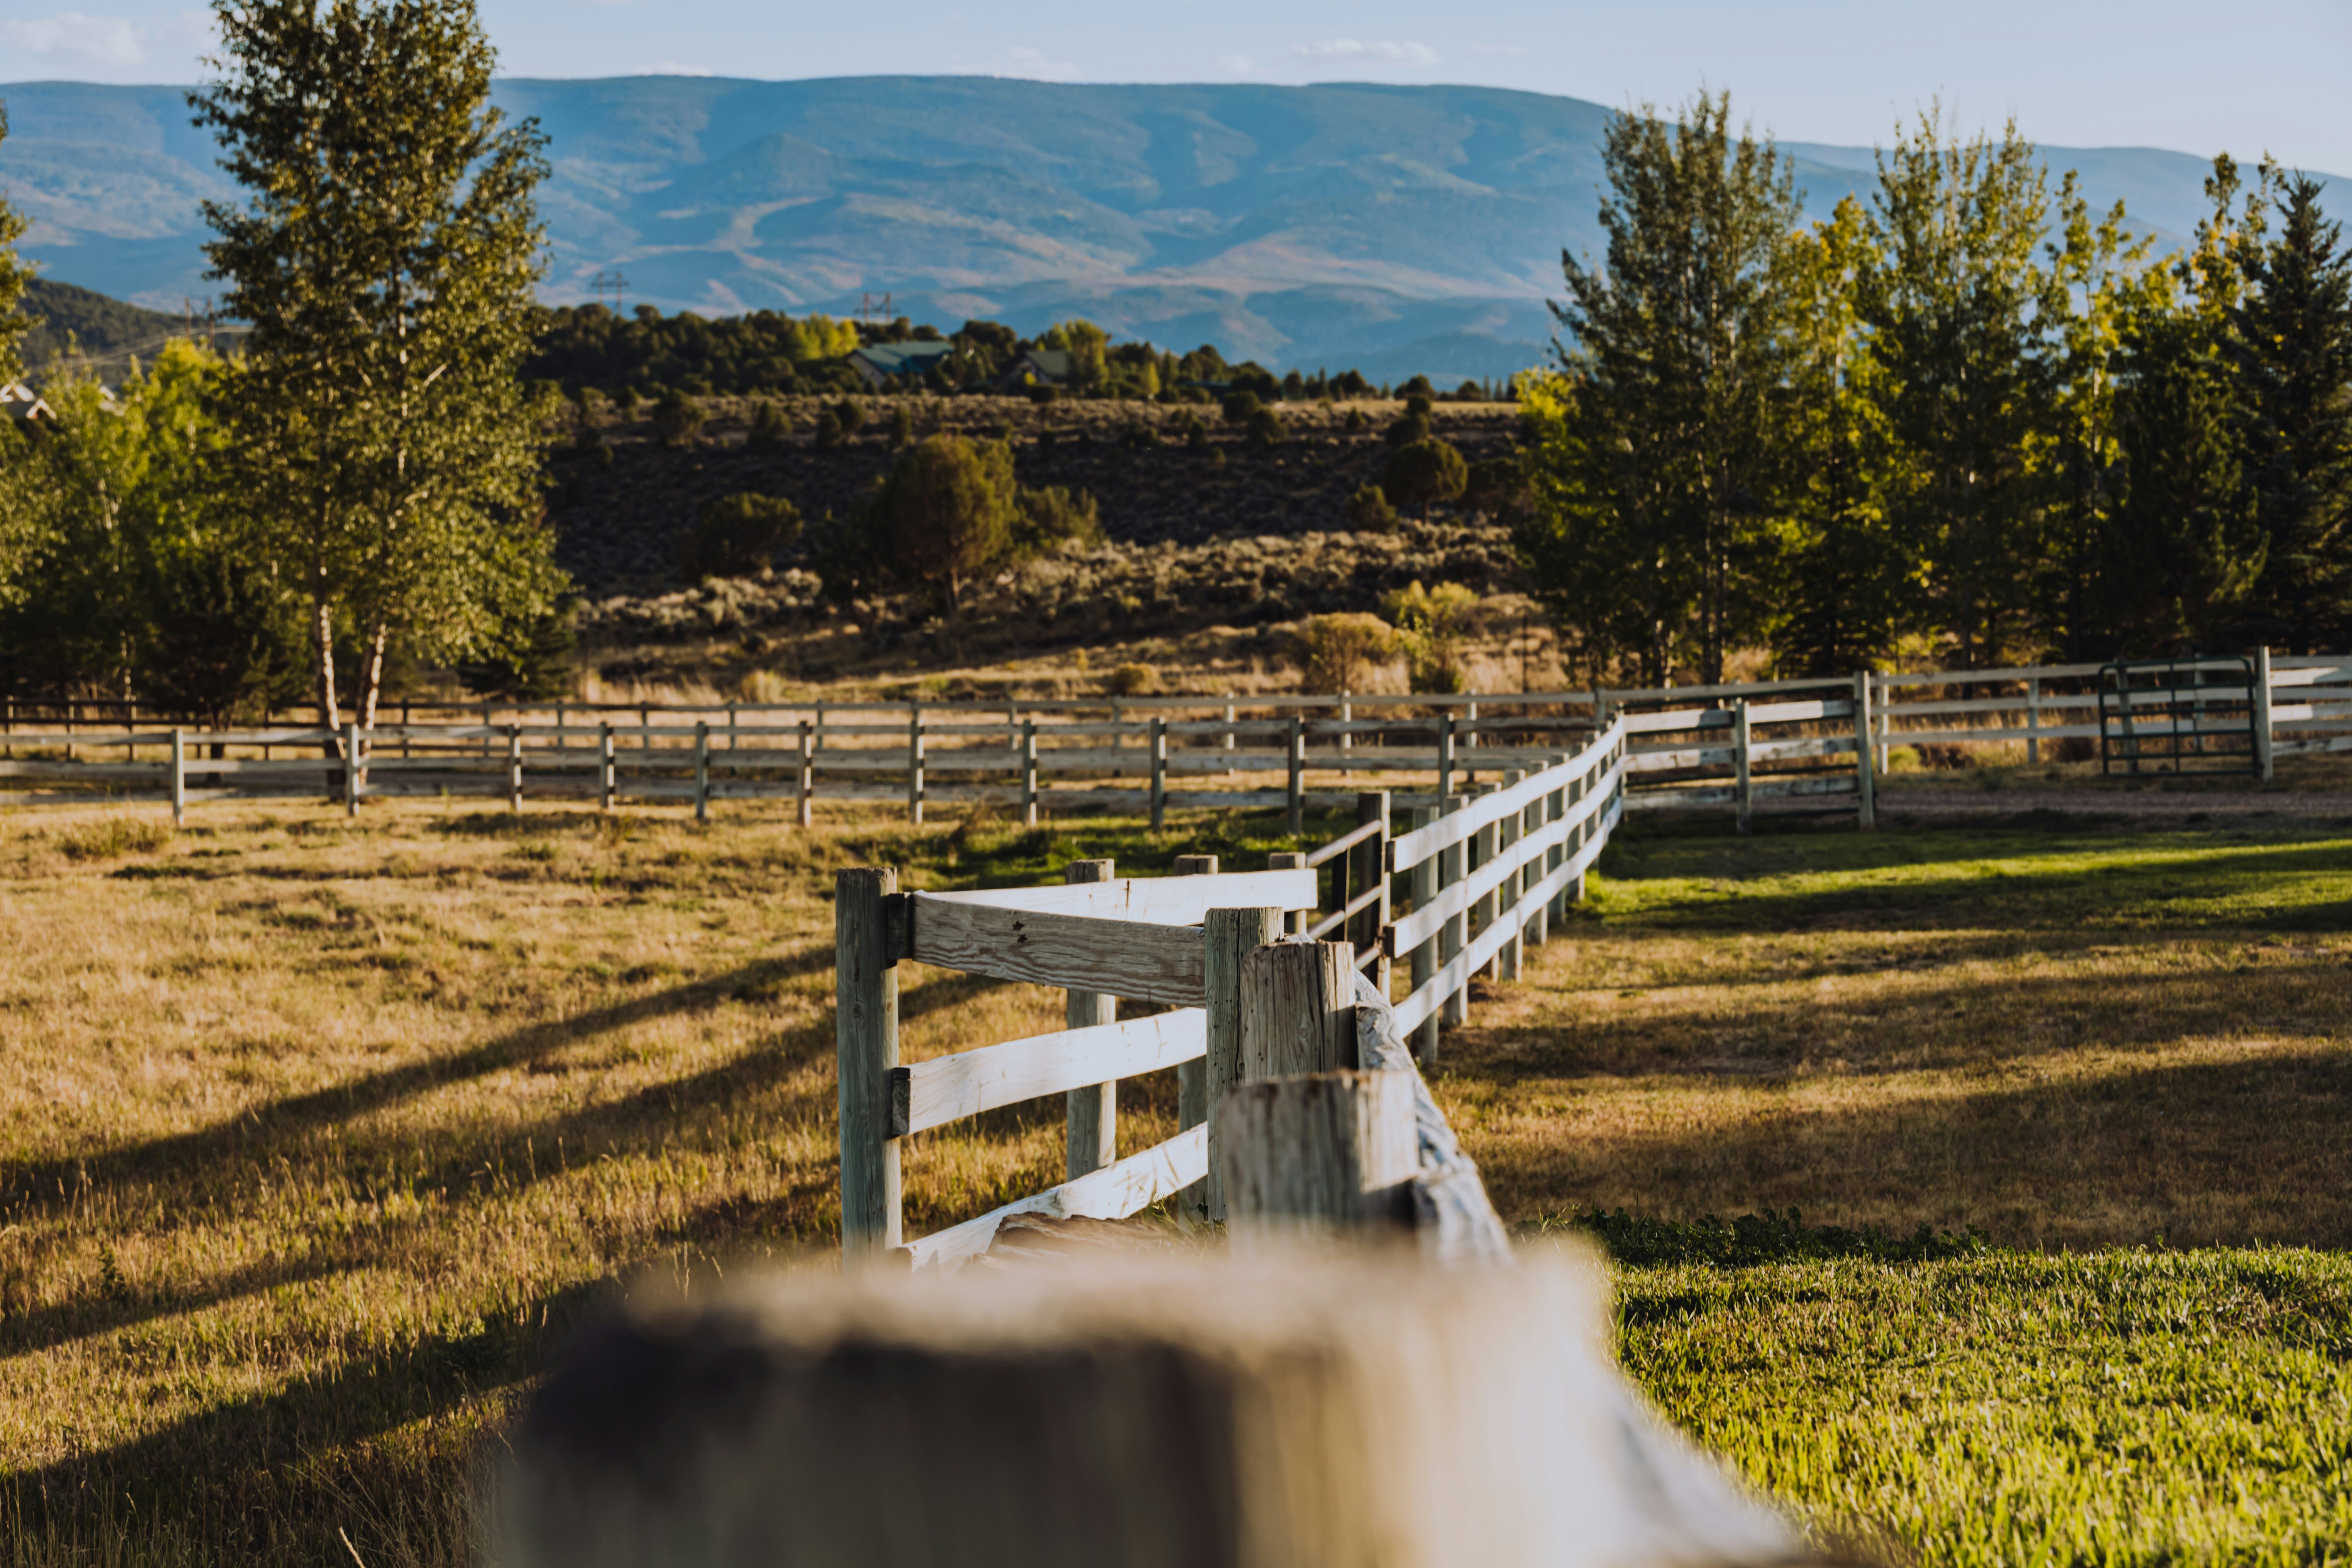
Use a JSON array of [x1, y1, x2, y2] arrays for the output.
[[6, 650, 2345, 827], [836, 730, 1628, 1266]]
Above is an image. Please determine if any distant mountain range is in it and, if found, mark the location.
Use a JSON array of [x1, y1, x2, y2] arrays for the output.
[[0, 76, 2325, 383]]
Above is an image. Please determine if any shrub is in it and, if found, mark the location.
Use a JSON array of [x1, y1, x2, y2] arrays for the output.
[[1105, 662, 1160, 696], [1179, 413, 1209, 449], [1404, 393, 1434, 418], [889, 405, 915, 446], [1119, 422, 1161, 448], [1384, 437, 1468, 519], [1384, 410, 1432, 448], [747, 400, 790, 447], [832, 398, 868, 437], [1016, 485, 1104, 552], [55, 817, 173, 861], [1209, 448, 1227, 470], [1463, 455, 1531, 520], [1346, 483, 1400, 532], [1293, 612, 1399, 695], [813, 408, 846, 447], [1343, 407, 1368, 434], [1026, 383, 1058, 406], [651, 391, 705, 446], [1221, 389, 1262, 425], [684, 492, 803, 579], [1383, 580, 1477, 693], [1247, 407, 1287, 446]]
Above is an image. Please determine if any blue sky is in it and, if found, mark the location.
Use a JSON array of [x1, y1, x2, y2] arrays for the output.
[[5, 1, 2347, 173]]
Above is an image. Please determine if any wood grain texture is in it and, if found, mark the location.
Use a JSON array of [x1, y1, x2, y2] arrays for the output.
[[836, 866, 903, 1256], [1239, 940, 1355, 1081], [1203, 905, 1282, 1225], [1062, 860, 1118, 1181], [917, 868, 1315, 925], [1217, 1070, 1417, 1238], [907, 894, 1208, 1004], [899, 1124, 1207, 1273]]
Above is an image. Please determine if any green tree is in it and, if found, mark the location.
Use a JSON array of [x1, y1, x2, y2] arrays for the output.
[[869, 434, 1018, 611], [652, 391, 705, 446], [685, 492, 803, 579], [1527, 91, 1804, 684], [1381, 580, 1477, 693], [192, 0, 563, 733], [2233, 168, 2352, 650], [748, 398, 789, 447], [1039, 319, 1108, 387], [1293, 613, 1398, 694], [0, 105, 40, 608], [1346, 483, 1400, 532], [1384, 438, 1467, 519], [1858, 111, 2055, 667]]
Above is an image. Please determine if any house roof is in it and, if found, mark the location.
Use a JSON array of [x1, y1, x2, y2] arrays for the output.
[[0, 380, 51, 423], [849, 341, 955, 376]]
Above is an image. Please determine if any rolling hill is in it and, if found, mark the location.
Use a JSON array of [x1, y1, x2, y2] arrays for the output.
[[0, 76, 2314, 383]]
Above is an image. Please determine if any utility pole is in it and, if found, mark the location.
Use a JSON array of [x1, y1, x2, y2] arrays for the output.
[[590, 271, 631, 314]]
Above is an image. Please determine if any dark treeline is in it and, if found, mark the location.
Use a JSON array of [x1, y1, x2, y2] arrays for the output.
[[1515, 96, 2352, 685]]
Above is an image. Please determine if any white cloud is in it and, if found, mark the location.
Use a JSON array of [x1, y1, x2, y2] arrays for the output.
[[993, 45, 1080, 82], [1, 12, 148, 69], [1296, 39, 1441, 67]]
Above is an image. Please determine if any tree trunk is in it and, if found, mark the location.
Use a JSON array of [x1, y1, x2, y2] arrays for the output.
[[312, 590, 341, 753], [357, 621, 391, 737]]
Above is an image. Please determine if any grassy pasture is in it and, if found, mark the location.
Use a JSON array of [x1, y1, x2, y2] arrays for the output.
[[0, 796, 2346, 1563]]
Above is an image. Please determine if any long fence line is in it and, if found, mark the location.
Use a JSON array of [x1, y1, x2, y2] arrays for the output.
[[5, 651, 2347, 824]]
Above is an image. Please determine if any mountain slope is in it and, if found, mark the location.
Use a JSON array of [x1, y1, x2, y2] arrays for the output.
[[0, 76, 2316, 381]]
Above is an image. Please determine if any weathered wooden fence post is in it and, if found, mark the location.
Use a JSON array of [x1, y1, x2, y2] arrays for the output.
[[1063, 858, 1117, 1179], [1204, 904, 1282, 1222], [597, 724, 616, 811], [1439, 792, 1468, 1031], [796, 718, 815, 826], [1496, 769, 1525, 980], [2026, 674, 2041, 765], [2254, 645, 2275, 782], [693, 721, 710, 823], [1438, 709, 1456, 800], [1854, 672, 1877, 830], [169, 727, 186, 827], [1338, 689, 1352, 777], [1286, 715, 1306, 837], [1218, 1071, 1416, 1239], [907, 703, 926, 824], [1352, 791, 1391, 994], [506, 724, 524, 813], [1019, 717, 1039, 826], [1149, 714, 1168, 829], [1171, 853, 1220, 1221], [835, 865, 901, 1257], [1407, 802, 1440, 1068], [1733, 699, 1752, 836], [1239, 938, 1355, 1080]]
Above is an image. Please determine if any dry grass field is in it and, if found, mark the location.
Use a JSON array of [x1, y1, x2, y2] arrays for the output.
[[0, 793, 2347, 1562]]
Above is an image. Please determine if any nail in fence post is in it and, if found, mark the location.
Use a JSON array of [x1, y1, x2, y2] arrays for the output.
[[1407, 804, 1439, 1067], [345, 721, 363, 817], [1439, 791, 1468, 1031], [170, 727, 186, 827], [2254, 646, 2275, 782], [1733, 699, 1752, 836], [507, 724, 523, 814], [1204, 904, 1283, 1223], [1062, 859, 1118, 1179], [1149, 714, 1168, 830], [835, 866, 902, 1257], [1355, 791, 1391, 995], [599, 723, 616, 812], [1020, 718, 1038, 826], [796, 718, 815, 827], [1171, 854, 1220, 1221], [1853, 672, 1877, 831], [1286, 715, 1305, 838], [907, 703, 925, 825], [694, 721, 710, 823]]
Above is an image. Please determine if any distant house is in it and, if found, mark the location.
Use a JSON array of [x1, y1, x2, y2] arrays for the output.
[[0, 381, 51, 424], [1000, 348, 1074, 389], [847, 341, 955, 387]]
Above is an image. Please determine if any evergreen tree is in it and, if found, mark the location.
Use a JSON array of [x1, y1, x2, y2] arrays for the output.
[[1859, 112, 2055, 667], [2233, 168, 2352, 650], [193, 0, 563, 733], [868, 434, 1018, 612], [0, 105, 39, 611], [1523, 91, 1803, 684]]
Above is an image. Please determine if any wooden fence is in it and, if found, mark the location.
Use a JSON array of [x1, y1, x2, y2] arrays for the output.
[[836, 735, 1627, 1266]]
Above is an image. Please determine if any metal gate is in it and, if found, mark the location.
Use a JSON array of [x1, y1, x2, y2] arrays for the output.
[[2098, 657, 2259, 776]]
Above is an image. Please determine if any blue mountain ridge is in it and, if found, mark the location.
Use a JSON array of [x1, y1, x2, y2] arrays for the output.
[[0, 75, 2316, 383]]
